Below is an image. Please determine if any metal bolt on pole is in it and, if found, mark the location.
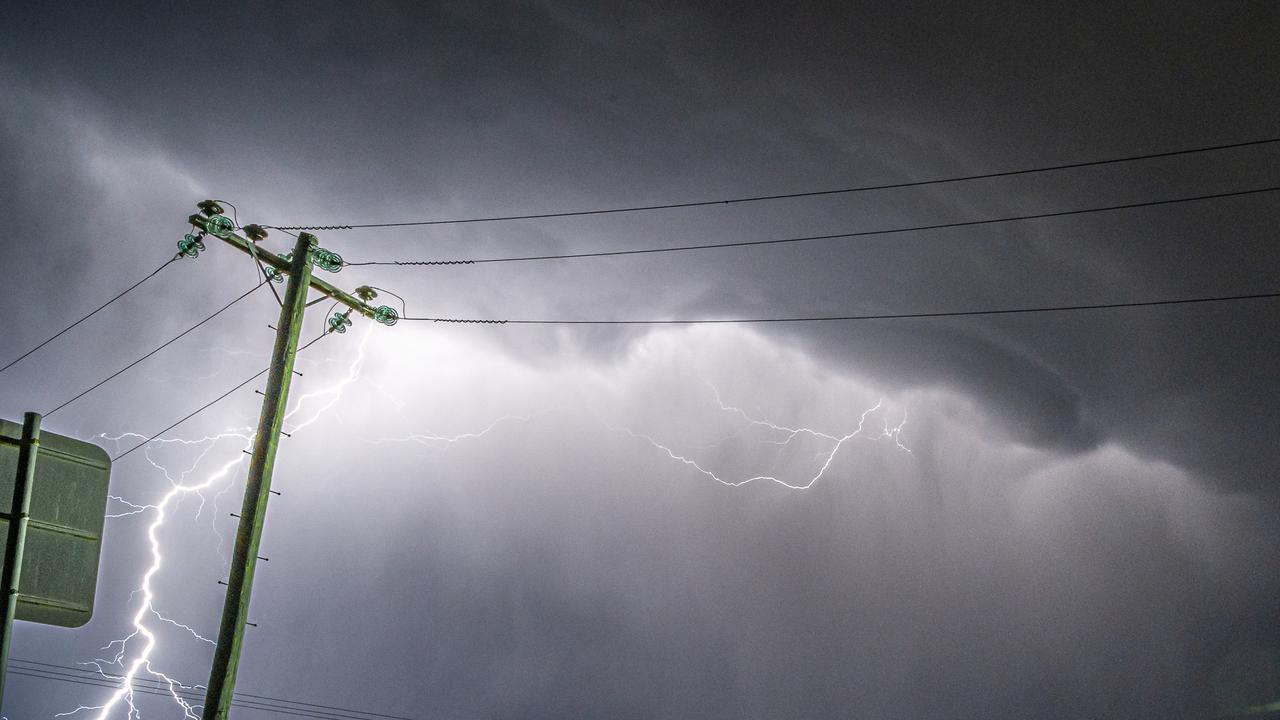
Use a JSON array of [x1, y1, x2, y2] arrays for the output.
[[0, 411, 41, 709], [202, 233, 314, 719]]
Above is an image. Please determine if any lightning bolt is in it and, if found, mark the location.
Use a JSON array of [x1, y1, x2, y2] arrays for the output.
[[624, 383, 909, 489], [57, 320, 911, 717], [59, 328, 373, 719], [56, 450, 243, 719], [363, 375, 908, 492], [362, 414, 535, 447]]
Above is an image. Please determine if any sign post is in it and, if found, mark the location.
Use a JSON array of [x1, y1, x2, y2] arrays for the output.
[[0, 412, 40, 706], [0, 415, 112, 710]]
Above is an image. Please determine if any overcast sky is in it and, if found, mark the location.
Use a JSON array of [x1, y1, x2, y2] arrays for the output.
[[2, 2, 1279, 718]]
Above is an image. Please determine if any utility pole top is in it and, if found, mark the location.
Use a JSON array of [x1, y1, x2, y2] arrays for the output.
[[186, 211, 399, 327]]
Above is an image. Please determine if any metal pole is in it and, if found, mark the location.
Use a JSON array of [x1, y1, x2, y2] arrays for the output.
[[203, 233, 314, 719], [0, 411, 41, 709]]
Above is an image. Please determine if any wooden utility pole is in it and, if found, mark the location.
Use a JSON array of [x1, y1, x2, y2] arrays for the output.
[[181, 202, 397, 717], [201, 232, 313, 718]]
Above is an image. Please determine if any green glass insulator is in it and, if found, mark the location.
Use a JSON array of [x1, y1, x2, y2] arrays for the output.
[[264, 252, 292, 283], [373, 305, 399, 326], [206, 215, 235, 238], [328, 312, 353, 334], [311, 246, 344, 273], [177, 233, 205, 258]]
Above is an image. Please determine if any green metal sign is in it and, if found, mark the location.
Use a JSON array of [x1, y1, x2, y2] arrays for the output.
[[0, 419, 110, 628]]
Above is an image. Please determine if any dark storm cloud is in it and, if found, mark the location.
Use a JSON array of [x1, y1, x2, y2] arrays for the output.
[[11, 0, 1274, 492], [2, 2, 1279, 718], [786, 320, 1101, 452]]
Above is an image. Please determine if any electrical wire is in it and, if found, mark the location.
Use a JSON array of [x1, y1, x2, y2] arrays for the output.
[[111, 333, 329, 462], [346, 185, 1280, 266], [249, 239, 286, 307], [11, 655, 414, 717], [316, 300, 342, 334], [404, 290, 1280, 325], [0, 255, 181, 376], [267, 136, 1280, 230], [6, 665, 405, 719], [211, 199, 240, 229], [44, 282, 267, 418], [365, 286, 407, 315], [11, 657, 414, 719], [234, 687, 413, 720], [6, 668, 200, 706]]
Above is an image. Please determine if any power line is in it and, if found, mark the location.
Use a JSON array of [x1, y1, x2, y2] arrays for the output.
[[0, 255, 180, 376], [6, 668, 387, 719], [111, 368, 266, 462], [346, 185, 1280, 266], [406, 290, 1280, 325], [268, 136, 1280, 230], [110, 333, 328, 462], [235, 688, 412, 720], [44, 282, 266, 418], [7, 668, 200, 706], [10, 659, 415, 720]]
